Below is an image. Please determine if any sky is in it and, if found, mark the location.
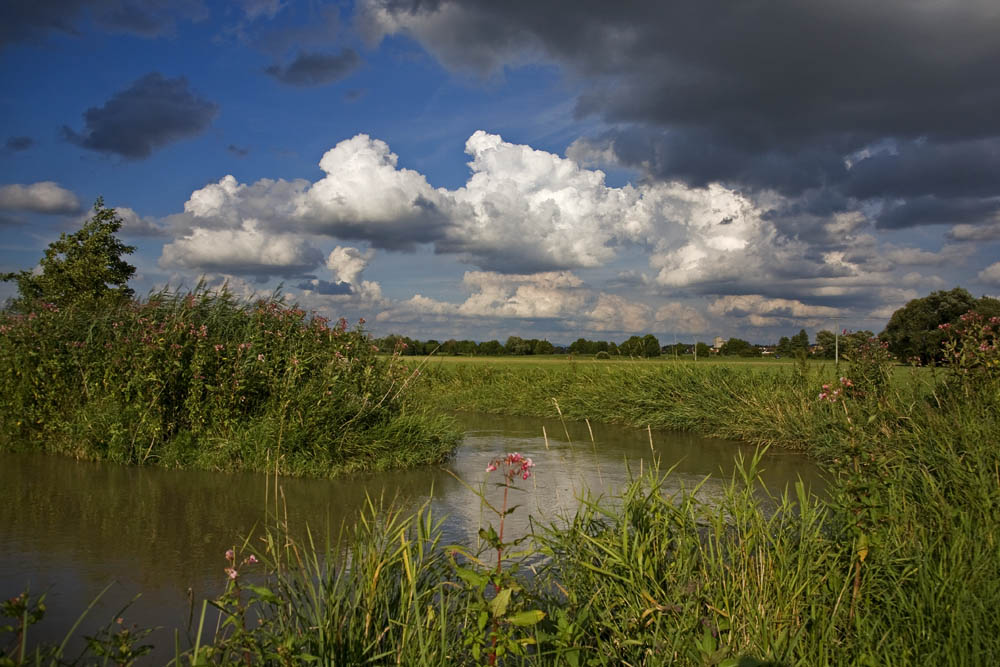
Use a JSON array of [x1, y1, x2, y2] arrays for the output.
[[2, 0, 1000, 345]]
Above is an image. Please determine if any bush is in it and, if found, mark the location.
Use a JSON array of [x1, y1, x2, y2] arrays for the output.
[[0, 286, 460, 476]]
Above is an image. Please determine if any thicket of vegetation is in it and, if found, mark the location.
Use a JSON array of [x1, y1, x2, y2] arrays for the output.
[[0, 202, 460, 476], [0, 289, 460, 476]]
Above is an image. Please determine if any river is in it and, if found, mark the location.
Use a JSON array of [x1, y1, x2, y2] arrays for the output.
[[0, 412, 825, 656]]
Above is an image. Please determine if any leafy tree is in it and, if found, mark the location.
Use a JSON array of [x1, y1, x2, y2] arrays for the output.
[[505, 336, 532, 355], [776, 336, 792, 356], [477, 340, 504, 355], [532, 339, 555, 355], [720, 337, 759, 357], [695, 341, 711, 358], [815, 330, 837, 359], [3, 198, 135, 310], [642, 334, 661, 357], [790, 328, 810, 352], [620, 335, 643, 357], [881, 288, 1000, 363], [607, 341, 619, 356]]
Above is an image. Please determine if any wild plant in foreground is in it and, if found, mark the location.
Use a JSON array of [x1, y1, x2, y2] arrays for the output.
[[450, 453, 545, 665]]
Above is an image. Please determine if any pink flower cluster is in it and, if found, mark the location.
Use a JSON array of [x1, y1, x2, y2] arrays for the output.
[[819, 376, 853, 402], [486, 452, 535, 480], [223, 549, 258, 580]]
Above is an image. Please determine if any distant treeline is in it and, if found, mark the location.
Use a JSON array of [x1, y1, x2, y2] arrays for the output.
[[375, 331, 866, 359], [377, 333, 707, 357]]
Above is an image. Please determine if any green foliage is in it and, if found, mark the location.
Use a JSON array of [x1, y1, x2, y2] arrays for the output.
[[2, 198, 135, 311], [776, 335, 792, 356], [719, 337, 759, 357], [791, 328, 810, 352], [939, 311, 1000, 398], [0, 286, 460, 476], [880, 287, 1000, 363]]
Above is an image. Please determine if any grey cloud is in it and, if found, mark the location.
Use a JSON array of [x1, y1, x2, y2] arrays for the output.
[[296, 279, 353, 295], [0, 182, 81, 214], [62, 73, 218, 159], [228, 144, 250, 157], [0, 0, 206, 47], [265, 49, 361, 87], [5, 136, 34, 152], [844, 140, 1000, 201], [364, 0, 1000, 230], [876, 197, 1000, 230]]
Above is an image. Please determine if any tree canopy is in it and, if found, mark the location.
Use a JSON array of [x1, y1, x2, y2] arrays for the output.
[[2, 198, 135, 310], [881, 288, 1000, 363]]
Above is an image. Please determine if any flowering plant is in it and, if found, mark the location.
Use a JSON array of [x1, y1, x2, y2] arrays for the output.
[[940, 311, 999, 395]]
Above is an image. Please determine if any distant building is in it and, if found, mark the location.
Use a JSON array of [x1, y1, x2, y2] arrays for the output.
[[713, 336, 725, 350]]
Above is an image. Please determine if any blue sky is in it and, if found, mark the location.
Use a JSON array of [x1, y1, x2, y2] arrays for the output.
[[3, 1, 1000, 344]]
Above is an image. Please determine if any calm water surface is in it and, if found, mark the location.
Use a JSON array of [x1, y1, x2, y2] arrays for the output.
[[0, 412, 825, 654]]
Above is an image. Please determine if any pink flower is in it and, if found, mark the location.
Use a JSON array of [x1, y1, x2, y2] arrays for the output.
[[245, 554, 258, 565], [225, 548, 235, 561], [257, 353, 265, 361], [225, 567, 238, 580]]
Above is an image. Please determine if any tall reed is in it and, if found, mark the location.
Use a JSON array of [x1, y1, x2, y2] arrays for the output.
[[0, 286, 460, 476]]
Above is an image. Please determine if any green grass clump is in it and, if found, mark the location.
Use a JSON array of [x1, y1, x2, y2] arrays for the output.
[[0, 287, 460, 476]]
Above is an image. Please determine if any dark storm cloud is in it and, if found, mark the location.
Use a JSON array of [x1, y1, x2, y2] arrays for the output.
[[363, 0, 1000, 229], [0, 0, 206, 47], [264, 49, 361, 87], [4, 136, 34, 152], [61, 73, 218, 159], [844, 140, 1000, 201], [876, 197, 1000, 230]]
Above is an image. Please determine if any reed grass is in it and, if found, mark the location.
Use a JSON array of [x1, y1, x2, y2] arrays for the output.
[[0, 286, 461, 476]]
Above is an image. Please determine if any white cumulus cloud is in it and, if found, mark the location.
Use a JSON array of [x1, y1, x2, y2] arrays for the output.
[[159, 220, 323, 278]]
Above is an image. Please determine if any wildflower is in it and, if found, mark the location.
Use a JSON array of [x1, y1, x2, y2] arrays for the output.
[[225, 548, 235, 561], [246, 554, 258, 565], [225, 567, 238, 581], [214, 344, 224, 352], [486, 452, 536, 481], [257, 353, 265, 361]]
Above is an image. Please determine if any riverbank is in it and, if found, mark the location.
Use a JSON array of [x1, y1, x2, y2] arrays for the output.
[[4, 318, 998, 664], [0, 289, 461, 477]]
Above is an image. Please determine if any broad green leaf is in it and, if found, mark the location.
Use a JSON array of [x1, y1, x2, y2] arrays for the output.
[[508, 609, 546, 626], [489, 588, 512, 618]]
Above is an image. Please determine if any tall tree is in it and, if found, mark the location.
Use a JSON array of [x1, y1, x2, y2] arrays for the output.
[[881, 288, 1000, 363], [3, 198, 135, 310]]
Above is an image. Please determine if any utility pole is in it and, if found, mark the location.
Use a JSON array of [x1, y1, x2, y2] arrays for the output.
[[831, 317, 842, 366]]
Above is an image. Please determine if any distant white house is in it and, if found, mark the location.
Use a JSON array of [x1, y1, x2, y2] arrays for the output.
[[713, 336, 725, 350]]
